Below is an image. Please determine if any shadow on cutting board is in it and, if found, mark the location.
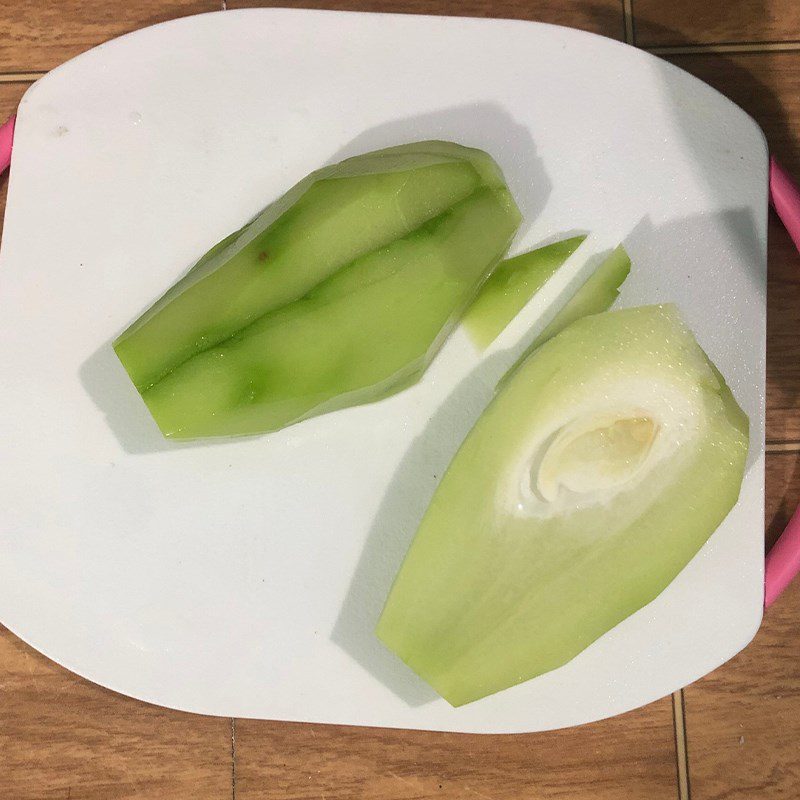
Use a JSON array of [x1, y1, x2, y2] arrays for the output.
[[325, 101, 553, 246], [635, 1, 800, 443]]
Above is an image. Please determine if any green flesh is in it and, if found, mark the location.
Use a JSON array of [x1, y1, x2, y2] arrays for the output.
[[376, 305, 748, 706], [532, 244, 631, 349], [463, 236, 587, 348], [113, 141, 522, 438]]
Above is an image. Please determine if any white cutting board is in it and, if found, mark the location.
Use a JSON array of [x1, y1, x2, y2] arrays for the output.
[[0, 9, 766, 732]]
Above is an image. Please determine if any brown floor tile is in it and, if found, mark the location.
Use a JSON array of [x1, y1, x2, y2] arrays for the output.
[[766, 450, 800, 550], [767, 213, 800, 444], [633, 0, 800, 48], [683, 451, 800, 799], [667, 52, 800, 443], [234, 700, 677, 800], [0, 626, 233, 800], [224, 0, 626, 39], [0, 1, 220, 74], [0, 81, 28, 116]]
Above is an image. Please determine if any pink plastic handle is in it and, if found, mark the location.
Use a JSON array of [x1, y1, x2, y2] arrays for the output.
[[0, 114, 15, 174], [765, 506, 800, 608], [764, 157, 800, 608], [771, 156, 800, 252]]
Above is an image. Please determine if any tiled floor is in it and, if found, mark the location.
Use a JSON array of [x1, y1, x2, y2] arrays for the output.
[[0, 1, 218, 73], [0, 627, 232, 800], [1, 2, 799, 798], [633, 0, 800, 48]]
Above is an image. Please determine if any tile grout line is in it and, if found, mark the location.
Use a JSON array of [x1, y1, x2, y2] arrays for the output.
[[0, 72, 45, 84], [230, 718, 237, 800], [672, 690, 691, 800], [647, 41, 800, 55], [766, 441, 800, 453], [622, 0, 635, 45]]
